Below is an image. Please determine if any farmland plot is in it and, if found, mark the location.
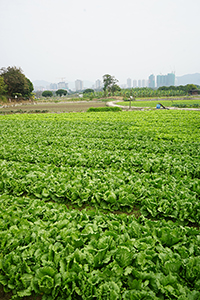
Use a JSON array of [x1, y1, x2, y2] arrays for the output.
[[117, 99, 200, 108], [0, 110, 200, 299]]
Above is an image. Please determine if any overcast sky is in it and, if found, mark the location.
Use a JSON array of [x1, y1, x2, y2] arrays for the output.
[[0, 0, 200, 85]]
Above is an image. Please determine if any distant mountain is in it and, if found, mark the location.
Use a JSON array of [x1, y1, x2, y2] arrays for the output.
[[176, 73, 200, 86], [33, 80, 51, 87]]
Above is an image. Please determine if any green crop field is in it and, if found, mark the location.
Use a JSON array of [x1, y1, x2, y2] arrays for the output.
[[117, 99, 200, 108], [0, 110, 200, 299]]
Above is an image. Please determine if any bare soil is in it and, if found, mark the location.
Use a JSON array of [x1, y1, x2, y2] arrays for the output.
[[0, 287, 42, 300], [0, 100, 107, 113]]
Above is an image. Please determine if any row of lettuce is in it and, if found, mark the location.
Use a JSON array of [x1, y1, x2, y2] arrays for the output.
[[0, 157, 199, 224], [0, 195, 200, 299]]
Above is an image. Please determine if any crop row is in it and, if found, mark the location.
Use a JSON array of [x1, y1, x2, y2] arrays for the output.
[[0, 195, 200, 299], [0, 158, 199, 224], [0, 110, 199, 224], [118, 99, 200, 108]]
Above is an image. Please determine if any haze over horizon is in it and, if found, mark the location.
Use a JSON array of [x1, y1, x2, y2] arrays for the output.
[[1, 0, 200, 85]]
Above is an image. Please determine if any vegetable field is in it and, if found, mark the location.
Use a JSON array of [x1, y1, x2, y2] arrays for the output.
[[0, 110, 200, 299], [117, 99, 200, 108]]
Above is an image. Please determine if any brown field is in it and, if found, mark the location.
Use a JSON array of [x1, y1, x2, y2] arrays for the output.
[[0, 101, 107, 114]]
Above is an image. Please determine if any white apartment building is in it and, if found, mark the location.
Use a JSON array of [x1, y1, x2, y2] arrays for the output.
[[95, 79, 101, 89], [75, 79, 84, 91]]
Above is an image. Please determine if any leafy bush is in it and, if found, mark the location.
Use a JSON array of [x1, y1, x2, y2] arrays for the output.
[[172, 103, 200, 108], [87, 106, 122, 112], [0, 95, 7, 103]]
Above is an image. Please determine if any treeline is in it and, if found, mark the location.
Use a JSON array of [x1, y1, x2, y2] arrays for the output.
[[78, 83, 199, 100], [37, 85, 200, 101], [81, 86, 199, 100], [157, 84, 198, 92]]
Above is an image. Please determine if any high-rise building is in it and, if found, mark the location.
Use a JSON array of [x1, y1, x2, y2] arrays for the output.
[[142, 79, 147, 87], [75, 80, 84, 91], [57, 82, 68, 89], [138, 80, 142, 88], [127, 78, 132, 88], [156, 73, 175, 88], [50, 83, 58, 90], [167, 73, 175, 86], [133, 80, 137, 88], [148, 74, 155, 88], [95, 79, 101, 89], [157, 75, 166, 88]]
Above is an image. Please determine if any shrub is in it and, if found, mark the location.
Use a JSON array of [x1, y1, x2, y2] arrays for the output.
[[172, 103, 200, 108], [0, 95, 7, 103], [87, 106, 122, 112]]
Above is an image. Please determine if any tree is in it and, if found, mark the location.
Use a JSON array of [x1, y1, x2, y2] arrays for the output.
[[42, 90, 53, 97], [56, 89, 68, 96], [110, 84, 121, 94], [0, 66, 33, 97], [0, 76, 7, 95], [83, 88, 94, 94], [185, 84, 197, 93], [103, 74, 120, 96], [26, 78, 34, 96]]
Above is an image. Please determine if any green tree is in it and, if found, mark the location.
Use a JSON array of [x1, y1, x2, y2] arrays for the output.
[[0, 76, 7, 95], [0, 66, 33, 97], [186, 84, 197, 93], [42, 90, 53, 97], [83, 88, 94, 94], [26, 78, 34, 96], [103, 74, 120, 96], [56, 89, 68, 96], [110, 84, 121, 95]]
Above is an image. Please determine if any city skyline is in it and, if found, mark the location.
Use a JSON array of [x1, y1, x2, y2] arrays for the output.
[[33, 71, 200, 92]]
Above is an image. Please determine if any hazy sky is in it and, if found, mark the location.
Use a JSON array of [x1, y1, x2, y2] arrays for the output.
[[1, 0, 200, 85]]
